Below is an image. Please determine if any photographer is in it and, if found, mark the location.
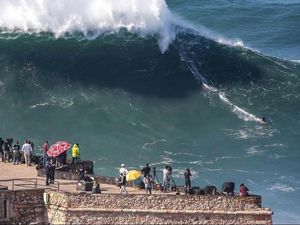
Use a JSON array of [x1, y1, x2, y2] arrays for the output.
[[184, 168, 192, 195], [141, 163, 151, 177], [162, 166, 171, 192]]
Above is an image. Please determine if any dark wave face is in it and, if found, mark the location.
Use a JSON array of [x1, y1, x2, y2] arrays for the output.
[[0, 33, 196, 99], [1, 31, 299, 105], [0, 0, 300, 223]]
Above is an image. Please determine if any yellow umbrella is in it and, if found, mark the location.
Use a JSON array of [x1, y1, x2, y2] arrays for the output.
[[126, 170, 142, 181]]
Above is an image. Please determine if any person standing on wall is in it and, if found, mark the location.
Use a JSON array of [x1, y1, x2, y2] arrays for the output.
[[12, 141, 21, 165], [143, 174, 153, 195], [3, 138, 11, 162], [119, 173, 128, 194], [45, 158, 55, 185], [184, 168, 192, 195], [162, 166, 171, 192], [42, 140, 49, 166], [0, 137, 4, 162], [22, 140, 32, 166], [141, 163, 151, 177], [71, 143, 80, 164]]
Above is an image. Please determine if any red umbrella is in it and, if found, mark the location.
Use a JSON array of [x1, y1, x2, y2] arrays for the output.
[[47, 141, 71, 158]]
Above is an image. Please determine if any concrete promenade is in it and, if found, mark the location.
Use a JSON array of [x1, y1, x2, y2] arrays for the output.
[[0, 162, 164, 194], [0, 162, 141, 194]]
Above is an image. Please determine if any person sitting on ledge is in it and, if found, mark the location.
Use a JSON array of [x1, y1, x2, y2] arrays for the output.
[[77, 167, 85, 180], [92, 179, 101, 194], [240, 183, 249, 196]]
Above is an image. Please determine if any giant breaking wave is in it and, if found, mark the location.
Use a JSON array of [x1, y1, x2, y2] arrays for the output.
[[0, 0, 176, 52]]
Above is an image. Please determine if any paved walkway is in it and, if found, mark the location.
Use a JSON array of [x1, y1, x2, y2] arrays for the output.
[[0, 162, 171, 195]]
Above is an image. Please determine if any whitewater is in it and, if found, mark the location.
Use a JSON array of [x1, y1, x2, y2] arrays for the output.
[[0, 0, 300, 223], [0, 0, 177, 52]]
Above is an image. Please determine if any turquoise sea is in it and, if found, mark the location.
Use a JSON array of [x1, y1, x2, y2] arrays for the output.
[[0, 0, 299, 223]]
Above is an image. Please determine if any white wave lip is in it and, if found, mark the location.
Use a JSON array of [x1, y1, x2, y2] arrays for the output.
[[0, 0, 175, 52]]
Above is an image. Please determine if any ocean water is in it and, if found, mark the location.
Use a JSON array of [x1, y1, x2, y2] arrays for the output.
[[0, 0, 299, 223]]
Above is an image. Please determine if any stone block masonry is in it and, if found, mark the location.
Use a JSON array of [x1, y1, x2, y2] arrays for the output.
[[0, 189, 46, 225], [46, 191, 272, 225], [0, 189, 272, 224]]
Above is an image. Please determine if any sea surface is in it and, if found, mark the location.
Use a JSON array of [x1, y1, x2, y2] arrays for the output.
[[0, 0, 299, 223]]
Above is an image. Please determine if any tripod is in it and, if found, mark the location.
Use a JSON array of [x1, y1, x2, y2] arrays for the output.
[[153, 167, 160, 184], [170, 176, 177, 191], [152, 167, 162, 193]]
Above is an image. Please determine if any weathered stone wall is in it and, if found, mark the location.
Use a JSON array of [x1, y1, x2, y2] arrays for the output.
[[0, 189, 46, 225], [46, 191, 272, 225], [0, 189, 272, 224]]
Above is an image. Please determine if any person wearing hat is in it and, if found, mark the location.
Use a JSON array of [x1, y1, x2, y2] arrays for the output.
[[119, 163, 128, 175]]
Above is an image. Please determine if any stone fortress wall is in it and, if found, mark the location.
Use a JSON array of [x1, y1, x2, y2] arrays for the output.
[[1, 189, 272, 224], [0, 189, 45, 225]]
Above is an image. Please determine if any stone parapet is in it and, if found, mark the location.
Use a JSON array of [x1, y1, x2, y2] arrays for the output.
[[45, 191, 272, 224], [0, 188, 272, 224]]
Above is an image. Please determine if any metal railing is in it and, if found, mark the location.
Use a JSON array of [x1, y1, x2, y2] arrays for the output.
[[0, 178, 60, 190]]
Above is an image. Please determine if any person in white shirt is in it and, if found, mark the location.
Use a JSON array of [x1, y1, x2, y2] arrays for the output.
[[162, 166, 171, 192], [22, 140, 32, 166], [119, 163, 128, 175]]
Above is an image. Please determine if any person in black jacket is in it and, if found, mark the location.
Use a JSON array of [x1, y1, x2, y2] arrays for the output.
[[3, 138, 12, 162], [141, 163, 151, 177], [0, 137, 4, 162], [12, 141, 21, 165], [184, 168, 192, 195], [45, 158, 55, 185]]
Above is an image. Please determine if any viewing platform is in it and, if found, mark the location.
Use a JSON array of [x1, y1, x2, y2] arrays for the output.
[[0, 161, 273, 225]]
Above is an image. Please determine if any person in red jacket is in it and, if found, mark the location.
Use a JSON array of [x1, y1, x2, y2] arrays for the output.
[[240, 183, 249, 196]]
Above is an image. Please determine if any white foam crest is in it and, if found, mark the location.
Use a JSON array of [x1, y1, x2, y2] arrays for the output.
[[233, 169, 248, 173], [246, 146, 261, 155], [267, 183, 295, 192], [216, 37, 244, 48], [161, 150, 198, 157], [291, 59, 300, 64], [30, 96, 74, 109], [215, 156, 240, 161], [142, 139, 166, 149], [30, 102, 50, 109], [206, 168, 223, 172], [0, 0, 176, 52]]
